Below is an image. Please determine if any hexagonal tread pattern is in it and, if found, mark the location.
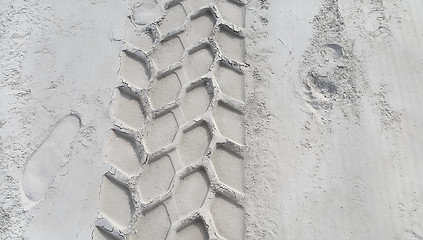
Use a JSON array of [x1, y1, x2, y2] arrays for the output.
[[97, 0, 247, 239]]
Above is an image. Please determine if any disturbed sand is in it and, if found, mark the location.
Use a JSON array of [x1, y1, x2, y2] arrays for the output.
[[1, 0, 423, 239]]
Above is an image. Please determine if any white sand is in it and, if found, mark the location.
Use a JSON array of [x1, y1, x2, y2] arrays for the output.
[[0, 0, 422, 239]]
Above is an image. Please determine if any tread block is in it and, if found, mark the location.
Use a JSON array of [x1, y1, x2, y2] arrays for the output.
[[174, 170, 209, 217], [216, 26, 245, 63], [179, 124, 212, 165], [159, 4, 187, 35], [138, 155, 175, 202], [214, 63, 245, 102], [119, 51, 150, 89], [216, 0, 245, 28], [187, 0, 211, 10], [104, 130, 139, 176], [213, 102, 244, 144], [123, 19, 154, 52], [99, 177, 134, 229], [211, 194, 244, 240], [212, 146, 244, 192], [132, 2, 164, 25], [185, 13, 216, 44], [182, 47, 214, 84], [111, 89, 145, 130], [153, 37, 184, 70], [176, 220, 209, 240], [144, 112, 178, 153], [130, 205, 170, 240], [180, 84, 212, 120], [149, 72, 182, 109]]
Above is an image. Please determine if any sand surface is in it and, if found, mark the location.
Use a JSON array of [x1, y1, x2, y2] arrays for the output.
[[1, 0, 423, 239]]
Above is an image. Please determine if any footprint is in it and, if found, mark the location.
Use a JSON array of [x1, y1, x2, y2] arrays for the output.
[[22, 114, 81, 203]]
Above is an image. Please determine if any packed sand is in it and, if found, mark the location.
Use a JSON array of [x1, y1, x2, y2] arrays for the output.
[[1, 0, 422, 239]]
